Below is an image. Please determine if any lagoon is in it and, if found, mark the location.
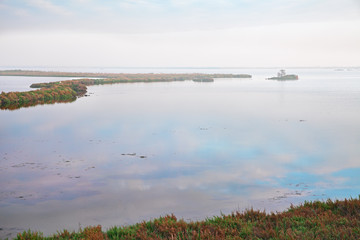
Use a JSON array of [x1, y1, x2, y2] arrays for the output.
[[0, 68, 360, 238]]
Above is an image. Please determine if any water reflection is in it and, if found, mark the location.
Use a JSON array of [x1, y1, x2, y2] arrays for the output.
[[0, 76, 85, 93], [0, 99, 76, 111], [1, 70, 360, 238]]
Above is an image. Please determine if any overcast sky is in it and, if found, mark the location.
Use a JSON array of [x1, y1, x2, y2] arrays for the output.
[[0, 0, 359, 67]]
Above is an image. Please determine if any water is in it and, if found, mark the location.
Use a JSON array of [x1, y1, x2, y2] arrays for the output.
[[1, 68, 360, 238], [0, 76, 97, 93]]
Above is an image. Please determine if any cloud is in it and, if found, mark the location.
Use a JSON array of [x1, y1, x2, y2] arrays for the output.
[[1, 0, 359, 34], [0, 0, 359, 67], [0, 18, 359, 67], [0, 2, 29, 18], [25, 0, 72, 15]]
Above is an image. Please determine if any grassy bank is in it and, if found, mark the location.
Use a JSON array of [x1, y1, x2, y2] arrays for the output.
[[13, 197, 360, 240], [0, 80, 84, 110]]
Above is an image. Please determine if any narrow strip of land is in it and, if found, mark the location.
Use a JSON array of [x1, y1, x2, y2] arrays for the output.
[[0, 70, 251, 110]]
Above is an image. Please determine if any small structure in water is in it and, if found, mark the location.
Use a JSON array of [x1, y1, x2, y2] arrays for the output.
[[267, 70, 299, 80]]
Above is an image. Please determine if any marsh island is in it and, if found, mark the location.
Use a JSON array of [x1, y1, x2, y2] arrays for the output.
[[267, 69, 299, 80]]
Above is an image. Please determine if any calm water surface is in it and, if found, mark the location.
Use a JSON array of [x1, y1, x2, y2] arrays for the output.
[[0, 68, 360, 238], [0, 76, 96, 93]]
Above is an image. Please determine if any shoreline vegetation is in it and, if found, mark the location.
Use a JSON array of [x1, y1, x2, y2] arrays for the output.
[[266, 70, 299, 81], [0, 70, 251, 110], [267, 74, 299, 81], [12, 197, 360, 240]]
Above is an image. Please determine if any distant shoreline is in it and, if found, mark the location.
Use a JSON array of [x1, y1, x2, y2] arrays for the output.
[[1, 66, 359, 70], [0, 70, 252, 78]]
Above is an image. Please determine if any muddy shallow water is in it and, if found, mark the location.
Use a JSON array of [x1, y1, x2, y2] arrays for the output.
[[1, 68, 360, 238]]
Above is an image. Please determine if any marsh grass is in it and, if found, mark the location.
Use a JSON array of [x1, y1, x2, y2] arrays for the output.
[[11, 197, 360, 239]]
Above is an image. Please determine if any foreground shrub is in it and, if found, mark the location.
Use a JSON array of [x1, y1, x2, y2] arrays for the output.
[[14, 197, 360, 240]]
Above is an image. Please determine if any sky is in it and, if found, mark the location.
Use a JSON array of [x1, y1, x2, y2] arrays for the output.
[[0, 0, 359, 67]]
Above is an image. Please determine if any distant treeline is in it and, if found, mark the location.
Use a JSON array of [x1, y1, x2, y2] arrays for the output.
[[0, 71, 252, 110]]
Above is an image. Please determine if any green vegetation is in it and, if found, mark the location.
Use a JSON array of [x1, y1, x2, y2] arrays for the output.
[[267, 70, 299, 81], [12, 197, 360, 239], [267, 75, 299, 80], [0, 71, 252, 110], [0, 84, 78, 110]]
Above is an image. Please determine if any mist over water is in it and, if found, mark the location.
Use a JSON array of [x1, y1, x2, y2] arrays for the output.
[[0, 68, 360, 238]]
